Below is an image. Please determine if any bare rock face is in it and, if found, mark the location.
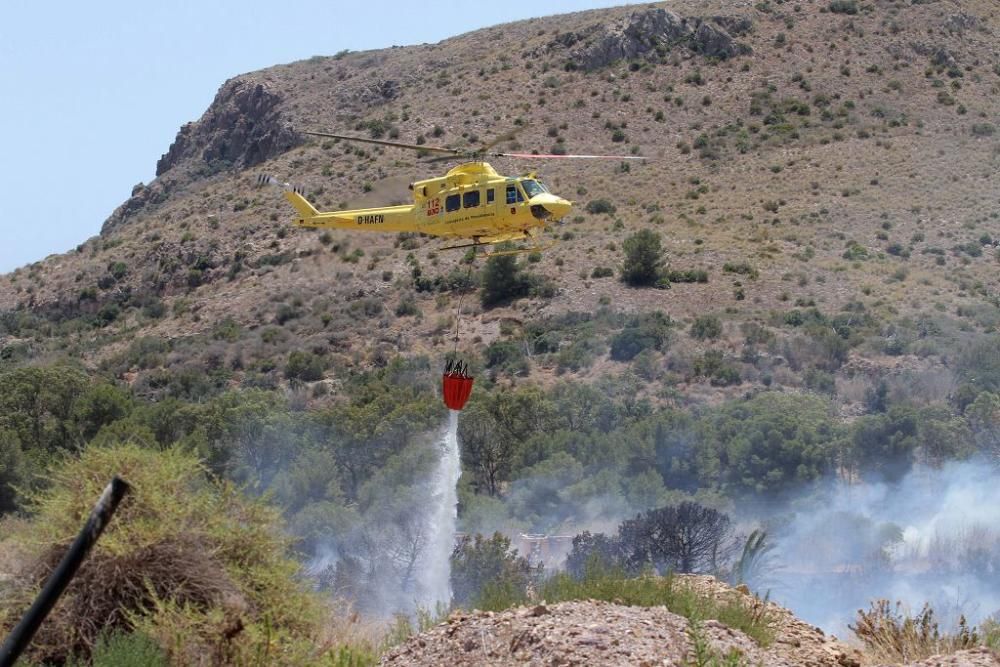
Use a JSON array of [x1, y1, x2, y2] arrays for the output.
[[552, 8, 751, 72], [102, 76, 299, 234], [155, 76, 299, 177]]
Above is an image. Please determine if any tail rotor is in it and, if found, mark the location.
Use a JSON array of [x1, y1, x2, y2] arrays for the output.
[[256, 173, 305, 195]]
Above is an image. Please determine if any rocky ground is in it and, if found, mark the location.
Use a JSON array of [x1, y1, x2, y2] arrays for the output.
[[882, 650, 999, 667], [380, 576, 999, 666]]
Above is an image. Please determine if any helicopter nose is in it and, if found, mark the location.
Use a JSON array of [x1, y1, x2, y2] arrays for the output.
[[529, 193, 573, 221], [546, 197, 572, 220]]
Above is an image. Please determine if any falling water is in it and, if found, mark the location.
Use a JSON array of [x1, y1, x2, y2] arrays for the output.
[[416, 409, 461, 609]]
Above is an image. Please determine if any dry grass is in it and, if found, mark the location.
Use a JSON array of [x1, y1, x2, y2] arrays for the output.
[[17, 536, 239, 661], [850, 599, 981, 664]]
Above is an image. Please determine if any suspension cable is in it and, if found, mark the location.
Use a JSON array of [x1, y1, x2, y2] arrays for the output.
[[451, 260, 476, 356]]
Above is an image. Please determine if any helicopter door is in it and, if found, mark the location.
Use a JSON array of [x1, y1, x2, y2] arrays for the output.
[[505, 183, 524, 214]]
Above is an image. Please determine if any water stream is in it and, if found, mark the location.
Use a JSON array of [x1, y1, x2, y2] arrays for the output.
[[416, 409, 461, 609]]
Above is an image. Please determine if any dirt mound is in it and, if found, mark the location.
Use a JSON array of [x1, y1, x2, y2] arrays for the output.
[[381, 599, 794, 666], [879, 649, 1000, 667], [381, 575, 865, 666]]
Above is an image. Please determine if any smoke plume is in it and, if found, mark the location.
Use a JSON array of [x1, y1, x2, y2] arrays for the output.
[[764, 459, 1000, 635]]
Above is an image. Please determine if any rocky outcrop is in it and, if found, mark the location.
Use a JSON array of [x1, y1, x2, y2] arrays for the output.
[[101, 179, 172, 235], [155, 76, 300, 177], [101, 77, 300, 234], [551, 8, 751, 72]]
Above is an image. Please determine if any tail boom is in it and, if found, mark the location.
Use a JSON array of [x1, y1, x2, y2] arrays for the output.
[[291, 202, 417, 232]]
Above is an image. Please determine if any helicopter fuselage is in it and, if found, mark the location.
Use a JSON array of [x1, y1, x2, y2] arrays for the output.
[[282, 162, 571, 247]]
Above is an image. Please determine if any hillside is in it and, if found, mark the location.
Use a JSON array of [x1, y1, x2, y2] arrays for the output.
[[2, 0, 999, 411]]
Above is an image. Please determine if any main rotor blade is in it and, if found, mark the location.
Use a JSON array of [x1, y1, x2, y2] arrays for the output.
[[301, 130, 462, 156], [495, 152, 650, 160], [423, 154, 465, 164], [476, 125, 527, 154]]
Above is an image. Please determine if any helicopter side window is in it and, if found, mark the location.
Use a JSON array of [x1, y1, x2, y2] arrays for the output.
[[506, 185, 524, 204], [486, 188, 495, 204], [521, 179, 545, 198], [463, 191, 480, 208], [445, 194, 461, 212]]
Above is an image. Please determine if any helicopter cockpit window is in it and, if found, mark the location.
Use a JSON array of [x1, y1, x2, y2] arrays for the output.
[[521, 179, 547, 198], [505, 185, 517, 205], [463, 191, 480, 208], [445, 194, 461, 212]]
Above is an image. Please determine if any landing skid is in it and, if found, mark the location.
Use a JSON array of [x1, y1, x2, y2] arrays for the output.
[[440, 237, 556, 258]]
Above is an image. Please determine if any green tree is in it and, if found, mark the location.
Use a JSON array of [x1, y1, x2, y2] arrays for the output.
[[918, 406, 974, 467], [623, 468, 667, 510], [0, 428, 26, 514], [480, 249, 530, 307], [458, 402, 519, 496], [0, 365, 90, 453], [621, 229, 664, 287], [849, 405, 920, 482], [450, 532, 536, 607], [74, 382, 132, 442], [702, 393, 840, 495], [967, 391, 1000, 457], [957, 335, 1000, 394], [564, 531, 624, 578]]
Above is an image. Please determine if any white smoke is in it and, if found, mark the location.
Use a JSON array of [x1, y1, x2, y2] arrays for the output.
[[764, 459, 1000, 635]]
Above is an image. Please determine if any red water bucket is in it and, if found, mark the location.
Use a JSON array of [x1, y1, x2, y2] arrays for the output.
[[442, 373, 474, 411]]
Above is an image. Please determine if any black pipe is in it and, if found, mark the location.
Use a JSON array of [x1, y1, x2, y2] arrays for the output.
[[0, 476, 130, 667]]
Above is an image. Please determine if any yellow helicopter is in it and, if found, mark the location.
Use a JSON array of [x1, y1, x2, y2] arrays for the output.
[[259, 129, 646, 256]]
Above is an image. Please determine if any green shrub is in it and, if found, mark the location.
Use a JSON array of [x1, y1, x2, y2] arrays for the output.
[[0, 444, 333, 666], [690, 315, 723, 341], [722, 262, 759, 280], [591, 266, 614, 278], [842, 241, 869, 260], [829, 0, 858, 14], [480, 250, 534, 307], [585, 199, 616, 215], [485, 340, 528, 375], [692, 350, 740, 386], [621, 230, 664, 287], [285, 350, 325, 381], [451, 533, 537, 608], [665, 269, 709, 283], [609, 312, 673, 363], [85, 630, 168, 667], [395, 294, 420, 317], [107, 261, 128, 281]]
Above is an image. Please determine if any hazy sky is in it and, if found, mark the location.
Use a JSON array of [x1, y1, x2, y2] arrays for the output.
[[0, 0, 640, 274]]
